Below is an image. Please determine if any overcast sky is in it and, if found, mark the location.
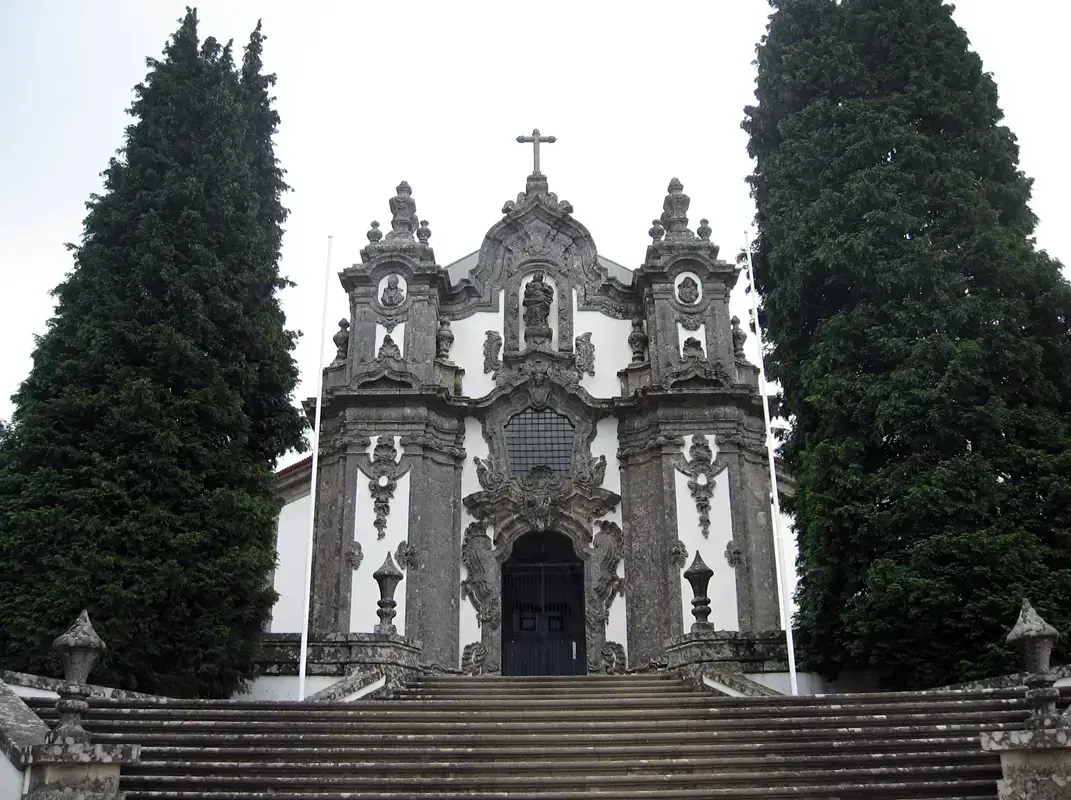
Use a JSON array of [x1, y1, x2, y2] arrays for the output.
[[1, 1, 1067, 465]]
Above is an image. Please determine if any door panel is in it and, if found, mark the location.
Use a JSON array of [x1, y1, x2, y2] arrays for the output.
[[502, 562, 585, 676]]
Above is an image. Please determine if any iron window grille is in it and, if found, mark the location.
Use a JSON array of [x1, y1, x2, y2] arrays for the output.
[[504, 408, 575, 477]]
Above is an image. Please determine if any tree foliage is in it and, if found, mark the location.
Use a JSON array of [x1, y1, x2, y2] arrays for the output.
[[744, 0, 1071, 688], [0, 9, 305, 698]]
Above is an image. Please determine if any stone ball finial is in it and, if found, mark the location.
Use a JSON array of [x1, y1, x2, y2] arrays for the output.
[[649, 219, 665, 242], [697, 218, 712, 241], [1007, 599, 1060, 675], [367, 221, 383, 244], [54, 609, 106, 686]]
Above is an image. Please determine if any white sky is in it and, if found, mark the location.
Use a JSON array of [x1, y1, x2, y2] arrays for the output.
[[1, 1, 1067, 467]]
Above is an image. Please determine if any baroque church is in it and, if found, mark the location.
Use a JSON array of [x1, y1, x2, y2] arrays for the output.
[[269, 135, 787, 677]]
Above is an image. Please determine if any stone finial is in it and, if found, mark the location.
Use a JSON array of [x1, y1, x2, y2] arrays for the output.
[[683, 552, 714, 631], [47, 610, 105, 745], [1008, 599, 1059, 675], [627, 319, 648, 363], [697, 218, 712, 241], [416, 219, 432, 245], [660, 178, 692, 241], [332, 319, 350, 364], [373, 553, 404, 635], [731, 315, 747, 360], [436, 319, 454, 360], [366, 221, 383, 244], [649, 219, 665, 242], [377, 334, 401, 360], [386, 181, 419, 240]]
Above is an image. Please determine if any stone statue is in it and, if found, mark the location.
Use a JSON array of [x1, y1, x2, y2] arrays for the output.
[[677, 276, 700, 305], [380, 274, 405, 308], [387, 181, 419, 239], [628, 319, 648, 363], [436, 319, 454, 360], [332, 319, 350, 364], [522, 273, 554, 347], [731, 315, 747, 360], [660, 177, 691, 240]]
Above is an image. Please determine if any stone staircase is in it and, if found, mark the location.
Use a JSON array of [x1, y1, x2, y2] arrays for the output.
[[25, 672, 1050, 799]]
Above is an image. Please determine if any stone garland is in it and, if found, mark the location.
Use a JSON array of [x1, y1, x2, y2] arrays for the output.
[[684, 434, 718, 539], [369, 437, 401, 540]]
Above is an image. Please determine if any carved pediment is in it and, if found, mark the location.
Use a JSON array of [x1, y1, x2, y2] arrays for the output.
[[664, 358, 733, 389], [352, 362, 421, 392]]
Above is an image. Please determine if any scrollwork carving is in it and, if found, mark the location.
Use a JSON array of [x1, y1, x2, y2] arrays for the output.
[[683, 434, 718, 539], [617, 434, 684, 461], [395, 540, 418, 571], [461, 642, 486, 676], [575, 332, 595, 377], [460, 522, 499, 629], [601, 641, 627, 675], [575, 454, 607, 490], [483, 331, 502, 376], [587, 520, 625, 645], [369, 436, 401, 540]]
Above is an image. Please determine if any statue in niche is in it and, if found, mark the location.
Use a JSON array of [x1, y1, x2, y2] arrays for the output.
[[677, 276, 700, 305], [436, 319, 455, 360], [731, 315, 748, 360], [380, 274, 405, 308], [387, 180, 419, 239], [522, 272, 554, 347]]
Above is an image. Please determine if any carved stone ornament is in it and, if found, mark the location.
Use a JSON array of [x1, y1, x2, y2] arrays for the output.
[[346, 541, 364, 571], [617, 433, 684, 462], [369, 437, 401, 539], [683, 551, 715, 630], [461, 641, 487, 676], [677, 276, 700, 305], [575, 332, 595, 377], [675, 313, 702, 332], [601, 641, 627, 675], [460, 522, 499, 629], [483, 330, 503, 376], [380, 274, 406, 308], [681, 336, 705, 360], [684, 434, 718, 539], [660, 178, 693, 241], [395, 540, 418, 571], [664, 355, 733, 390], [416, 219, 432, 245], [732, 315, 748, 361], [670, 540, 689, 570], [523, 272, 554, 348], [697, 218, 712, 241], [649, 218, 665, 242], [725, 539, 743, 569], [366, 220, 383, 244], [628, 319, 648, 363], [386, 181, 419, 241], [332, 319, 350, 365], [377, 333, 402, 361], [586, 520, 626, 673], [436, 319, 455, 360], [373, 552, 404, 634], [47, 610, 105, 745]]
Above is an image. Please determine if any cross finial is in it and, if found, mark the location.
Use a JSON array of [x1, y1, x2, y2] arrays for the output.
[[516, 128, 557, 176]]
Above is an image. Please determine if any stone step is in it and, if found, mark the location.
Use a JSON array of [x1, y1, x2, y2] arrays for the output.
[[137, 735, 987, 760], [131, 749, 993, 774], [120, 762, 1000, 788], [79, 719, 1023, 747], [120, 787, 996, 800]]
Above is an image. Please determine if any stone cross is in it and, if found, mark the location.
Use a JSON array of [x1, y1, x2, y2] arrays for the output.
[[516, 128, 556, 175]]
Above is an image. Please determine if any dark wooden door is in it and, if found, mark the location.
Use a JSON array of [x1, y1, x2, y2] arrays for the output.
[[501, 561, 585, 676]]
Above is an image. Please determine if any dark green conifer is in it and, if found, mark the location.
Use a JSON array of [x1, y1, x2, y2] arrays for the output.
[[0, 9, 304, 697], [745, 0, 1071, 687]]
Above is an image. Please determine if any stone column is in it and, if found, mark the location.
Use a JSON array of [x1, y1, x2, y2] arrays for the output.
[[26, 611, 139, 800], [981, 600, 1071, 799], [403, 441, 464, 669]]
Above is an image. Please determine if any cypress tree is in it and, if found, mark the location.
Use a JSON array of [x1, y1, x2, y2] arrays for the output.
[[744, 0, 1071, 688], [0, 9, 304, 697]]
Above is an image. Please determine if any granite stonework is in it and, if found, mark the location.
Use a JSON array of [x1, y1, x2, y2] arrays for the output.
[[978, 602, 1071, 799], [290, 159, 783, 675]]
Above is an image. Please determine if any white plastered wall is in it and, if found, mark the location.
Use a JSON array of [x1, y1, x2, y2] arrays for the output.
[[449, 290, 503, 399], [572, 289, 633, 399], [270, 493, 312, 633], [240, 674, 337, 701], [674, 434, 739, 631], [350, 436, 410, 634], [458, 416, 488, 663]]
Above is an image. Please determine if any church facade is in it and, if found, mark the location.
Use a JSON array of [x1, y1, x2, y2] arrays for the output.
[[270, 159, 784, 676]]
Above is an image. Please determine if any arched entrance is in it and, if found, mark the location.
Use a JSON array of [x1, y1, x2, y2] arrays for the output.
[[501, 531, 586, 676]]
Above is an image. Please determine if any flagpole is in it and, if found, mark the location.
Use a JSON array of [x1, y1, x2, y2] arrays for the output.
[[744, 230, 799, 697], [298, 234, 334, 701]]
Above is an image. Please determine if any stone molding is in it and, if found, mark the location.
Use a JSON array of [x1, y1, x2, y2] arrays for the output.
[[255, 633, 422, 679]]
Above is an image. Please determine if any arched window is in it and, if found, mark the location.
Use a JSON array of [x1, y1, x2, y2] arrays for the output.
[[504, 408, 575, 477]]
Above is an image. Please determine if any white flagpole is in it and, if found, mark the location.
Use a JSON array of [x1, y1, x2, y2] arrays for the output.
[[297, 234, 334, 701], [744, 230, 799, 697]]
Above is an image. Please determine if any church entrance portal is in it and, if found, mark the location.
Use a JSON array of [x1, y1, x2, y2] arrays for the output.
[[501, 532, 586, 676]]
